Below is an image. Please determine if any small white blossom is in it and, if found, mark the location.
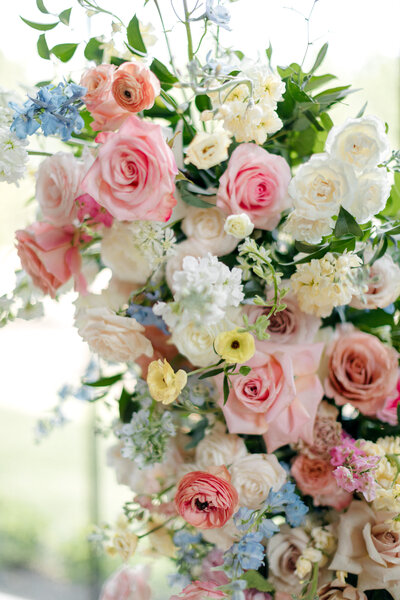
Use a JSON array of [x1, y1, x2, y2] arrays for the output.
[[0, 127, 28, 185], [224, 213, 254, 239]]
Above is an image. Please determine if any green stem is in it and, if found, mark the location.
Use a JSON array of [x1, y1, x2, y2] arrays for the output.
[[182, 0, 194, 63], [187, 360, 224, 377], [137, 516, 175, 539], [307, 562, 319, 600], [28, 150, 52, 156], [153, 0, 179, 80]]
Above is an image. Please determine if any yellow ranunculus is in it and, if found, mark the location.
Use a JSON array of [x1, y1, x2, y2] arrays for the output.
[[214, 329, 255, 364], [147, 358, 187, 404]]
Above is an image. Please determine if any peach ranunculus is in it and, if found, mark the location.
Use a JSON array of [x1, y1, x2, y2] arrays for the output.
[[15, 222, 87, 298], [291, 454, 352, 510], [81, 115, 177, 222], [216, 341, 324, 452], [174, 466, 239, 529], [100, 565, 151, 600], [329, 500, 400, 598], [350, 254, 400, 310], [170, 581, 227, 600], [324, 327, 399, 417], [80, 64, 130, 132], [111, 60, 160, 113], [36, 152, 92, 226], [216, 143, 291, 230]]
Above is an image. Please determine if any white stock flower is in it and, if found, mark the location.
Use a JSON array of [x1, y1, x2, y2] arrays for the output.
[[165, 238, 208, 292], [184, 130, 232, 169], [342, 168, 391, 223], [351, 253, 400, 310], [182, 205, 238, 256], [0, 127, 28, 184], [195, 423, 248, 469], [283, 211, 335, 244], [230, 453, 287, 509], [224, 213, 254, 239], [325, 115, 390, 171]]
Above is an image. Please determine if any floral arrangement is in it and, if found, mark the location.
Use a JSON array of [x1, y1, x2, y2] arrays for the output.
[[4, 1, 400, 599]]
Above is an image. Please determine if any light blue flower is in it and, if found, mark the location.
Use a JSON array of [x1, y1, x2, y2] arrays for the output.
[[224, 531, 264, 576], [205, 0, 231, 30], [285, 498, 309, 527], [263, 482, 308, 527], [258, 518, 280, 539], [233, 506, 257, 532], [173, 530, 202, 547], [126, 303, 169, 334]]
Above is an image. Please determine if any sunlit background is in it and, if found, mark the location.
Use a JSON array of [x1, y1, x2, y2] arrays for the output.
[[0, 1, 399, 598]]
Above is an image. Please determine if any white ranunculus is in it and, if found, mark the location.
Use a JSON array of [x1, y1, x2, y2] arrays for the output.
[[184, 130, 232, 170], [224, 213, 255, 239], [342, 168, 391, 223], [230, 453, 286, 509], [165, 238, 208, 292], [289, 154, 357, 220], [181, 205, 238, 256], [195, 422, 248, 469], [283, 211, 335, 244], [101, 221, 153, 284], [325, 115, 390, 172], [351, 253, 400, 309]]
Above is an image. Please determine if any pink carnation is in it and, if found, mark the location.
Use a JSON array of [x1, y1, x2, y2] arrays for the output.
[[81, 115, 177, 222], [170, 581, 227, 600]]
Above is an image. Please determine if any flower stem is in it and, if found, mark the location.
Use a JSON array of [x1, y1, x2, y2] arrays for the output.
[[182, 0, 194, 63], [28, 150, 52, 156], [137, 516, 175, 539]]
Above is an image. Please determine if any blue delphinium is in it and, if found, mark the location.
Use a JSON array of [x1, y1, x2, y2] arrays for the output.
[[205, 0, 231, 30], [173, 530, 203, 566], [224, 531, 264, 576], [126, 303, 169, 334], [265, 482, 309, 527], [10, 81, 86, 141]]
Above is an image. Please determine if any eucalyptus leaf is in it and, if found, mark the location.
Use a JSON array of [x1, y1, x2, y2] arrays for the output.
[[309, 42, 328, 74]]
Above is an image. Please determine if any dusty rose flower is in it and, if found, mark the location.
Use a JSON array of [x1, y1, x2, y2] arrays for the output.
[[217, 143, 291, 230], [100, 566, 151, 600], [174, 466, 239, 529], [170, 581, 227, 600], [325, 327, 399, 417], [291, 454, 352, 510], [318, 579, 367, 600], [112, 61, 160, 113], [16, 222, 86, 298], [245, 592, 272, 600], [267, 525, 309, 595], [351, 254, 400, 310], [299, 402, 342, 460]]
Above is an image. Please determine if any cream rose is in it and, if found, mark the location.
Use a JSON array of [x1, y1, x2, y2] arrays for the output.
[[181, 206, 238, 256], [342, 168, 391, 223], [184, 131, 232, 170], [100, 221, 153, 284], [195, 423, 248, 470], [230, 453, 286, 509], [224, 213, 255, 239], [267, 526, 309, 594], [351, 253, 400, 310], [325, 115, 390, 172], [77, 307, 153, 363]]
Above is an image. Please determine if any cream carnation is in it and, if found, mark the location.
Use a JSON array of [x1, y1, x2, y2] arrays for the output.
[[181, 206, 238, 256], [230, 453, 286, 509], [184, 131, 232, 170], [224, 213, 254, 239]]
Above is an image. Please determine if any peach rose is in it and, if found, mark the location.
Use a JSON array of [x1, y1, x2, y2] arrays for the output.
[[329, 500, 400, 597], [325, 328, 398, 417], [291, 454, 352, 510], [80, 64, 130, 132], [318, 579, 367, 600], [217, 341, 324, 452], [217, 143, 291, 230], [351, 254, 400, 310], [100, 566, 151, 600], [174, 466, 239, 529], [81, 115, 177, 222], [15, 222, 86, 298], [170, 581, 227, 600], [36, 152, 92, 226], [111, 61, 160, 113]]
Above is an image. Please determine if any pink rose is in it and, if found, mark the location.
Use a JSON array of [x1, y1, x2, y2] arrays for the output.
[[16, 222, 86, 298], [81, 115, 177, 222], [377, 370, 400, 426], [36, 152, 92, 226], [325, 328, 399, 417], [174, 466, 239, 529], [217, 342, 324, 452], [112, 60, 160, 113], [80, 64, 130, 131], [100, 566, 151, 600], [217, 144, 291, 230], [170, 581, 227, 600], [76, 193, 113, 228], [291, 454, 352, 510]]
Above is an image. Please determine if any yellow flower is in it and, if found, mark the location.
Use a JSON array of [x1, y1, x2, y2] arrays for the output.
[[106, 530, 138, 561], [214, 329, 255, 364], [147, 359, 187, 404]]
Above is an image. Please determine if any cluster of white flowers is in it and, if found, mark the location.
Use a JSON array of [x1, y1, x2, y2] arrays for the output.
[[284, 116, 391, 243], [0, 127, 28, 185], [295, 525, 336, 579], [290, 252, 363, 317], [206, 61, 285, 145]]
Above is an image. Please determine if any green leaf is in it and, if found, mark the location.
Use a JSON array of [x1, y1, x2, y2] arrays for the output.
[[37, 34, 50, 60], [239, 365, 251, 376], [240, 570, 274, 593], [356, 101, 368, 118], [320, 112, 334, 131], [20, 17, 59, 31], [266, 42, 272, 64], [397, 403, 400, 426], [314, 85, 355, 108], [295, 241, 325, 253], [381, 171, 400, 217], [85, 373, 124, 387], [119, 388, 140, 423], [51, 42, 78, 62], [150, 58, 178, 85], [309, 42, 328, 74], [304, 73, 336, 92], [198, 368, 225, 379], [59, 8, 72, 25], [223, 375, 230, 405], [185, 417, 209, 449], [178, 183, 215, 208], [195, 94, 212, 113], [126, 15, 146, 54], [36, 0, 49, 14], [334, 206, 363, 238], [84, 37, 104, 63]]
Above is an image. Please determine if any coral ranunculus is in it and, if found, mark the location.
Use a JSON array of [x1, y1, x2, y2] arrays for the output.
[[111, 61, 160, 113], [174, 466, 238, 529]]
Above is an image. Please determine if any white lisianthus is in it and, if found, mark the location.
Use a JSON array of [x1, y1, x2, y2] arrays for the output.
[[182, 205, 238, 256], [0, 127, 28, 185], [289, 154, 357, 220], [195, 422, 248, 469], [342, 168, 391, 223], [184, 130, 232, 169], [283, 211, 334, 244], [325, 115, 390, 172], [229, 453, 287, 509], [224, 213, 255, 239], [351, 253, 400, 310]]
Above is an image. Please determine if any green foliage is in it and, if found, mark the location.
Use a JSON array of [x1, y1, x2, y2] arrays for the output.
[[84, 37, 104, 63], [185, 417, 209, 449], [126, 14, 146, 55], [37, 34, 50, 60], [36, 0, 49, 14], [381, 171, 400, 217], [50, 43, 78, 62], [21, 17, 58, 31], [59, 8, 72, 25], [84, 373, 124, 387], [334, 206, 363, 238], [240, 570, 275, 592]]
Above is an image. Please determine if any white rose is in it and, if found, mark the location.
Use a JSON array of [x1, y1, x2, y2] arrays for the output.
[[184, 130, 232, 170], [224, 213, 255, 239], [351, 253, 400, 309], [182, 206, 238, 256], [267, 526, 310, 594], [325, 115, 390, 171], [230, 453, 286, 509], [283, 211, 334, 244], [289, 154, 357, 220], [165, 238, 209, 292], [195, 423, 248, 469], [342, 168, 391, 223], [101, 221, 153, 284], [76, 307, 153, 363]]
